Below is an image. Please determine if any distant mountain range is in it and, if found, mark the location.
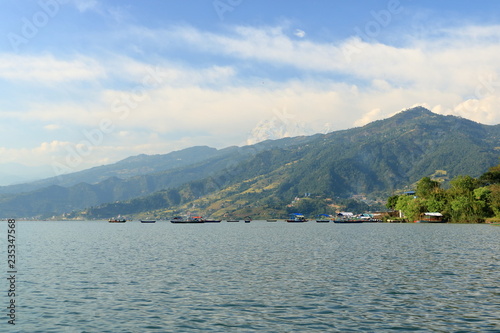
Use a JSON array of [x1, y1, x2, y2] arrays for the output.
[[0, 136, 316, 217], [2, 107, 500, 219], [0, 163, 54, 186]]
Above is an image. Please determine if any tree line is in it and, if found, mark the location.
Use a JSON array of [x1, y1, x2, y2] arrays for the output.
[[386, 163, 500, 222]]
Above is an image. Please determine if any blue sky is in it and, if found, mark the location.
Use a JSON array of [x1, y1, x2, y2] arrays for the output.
[[1, 0, 500, 184]]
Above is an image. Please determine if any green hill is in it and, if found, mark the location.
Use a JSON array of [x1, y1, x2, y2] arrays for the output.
[[0, 137, 317, 218], [73, 107, 500, 220]]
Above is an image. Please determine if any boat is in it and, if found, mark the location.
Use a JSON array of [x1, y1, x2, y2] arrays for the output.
[[244, 216, 252, 223], [204, 219, 221, 223], [109, 218, 126, 223], [333, 212, 362, 223], [226, 220, 240, 222], [140, 220, 156, 223], [362, 218, 382, 223], [333, 219, 363, 223], [358, 213, 381, 222], [415, 212, 445, 223], [170, 216, 205, 223], [266, 219, 278, 222], [315, 214, 331, 222], [286, 213, 307, 222]]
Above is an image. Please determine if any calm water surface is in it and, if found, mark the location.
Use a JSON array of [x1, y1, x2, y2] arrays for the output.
[[4, 221, 500, 332]]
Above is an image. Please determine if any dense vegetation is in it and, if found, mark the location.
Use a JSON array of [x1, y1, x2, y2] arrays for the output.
[[387, 164, 500, 223]]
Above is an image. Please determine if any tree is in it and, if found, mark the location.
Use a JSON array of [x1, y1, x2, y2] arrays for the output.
[[387, 162, 500, 223], [488, 184, 500, 217], [449, 175, 478, 197], [416, 177, 440, 199], [426, 189, 448, 215], [471, 186, 494, 218], [449, 196, 477, 222], [386, 195, 399, 210], [395, 195, 425, 221], [478, 164, 500, 185], [447, 175, 485, 222]]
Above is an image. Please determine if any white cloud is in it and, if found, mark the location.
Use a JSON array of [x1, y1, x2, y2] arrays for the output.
[[0, 54, 104, 83], [294, 29, 306, 38], [354, 108, 383, 127], [44, 124, 61, 131], [0, 140, 71, 166], [5, 22, 500, 171], [159, 23, 500, 102], [66, 0, 131, 23], [453, 95, 500, 124], [170, 25, 347, 73], [22, 103, 107, 126], [69, 0, 100, 13]]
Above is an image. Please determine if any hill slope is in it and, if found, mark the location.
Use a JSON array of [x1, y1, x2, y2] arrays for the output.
[[78, 107, 500, 219], [0, 136, 317, 218], [0, 146, 221, 195]]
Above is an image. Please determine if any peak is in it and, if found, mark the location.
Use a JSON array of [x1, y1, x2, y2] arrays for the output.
[[405, 106, 432, 113], [362, 106, 437, 130], [388, 106, 439, 124], [399, 106, 433, 116]]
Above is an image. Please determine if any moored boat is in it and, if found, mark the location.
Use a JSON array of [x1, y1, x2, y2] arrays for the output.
[[170, 216, 205, 223], [359, 213, 381, 222], [415, 212, 445, 223], [140, 220, 156, 223], [333, 212, 362, 223], [333, 219, 363, 223], [362, 218, 382, 223], [109, 218, 126, 223], [287, 213, 307, 222]]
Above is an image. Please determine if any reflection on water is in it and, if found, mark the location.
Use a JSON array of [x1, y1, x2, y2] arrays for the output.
[[8, 222, 500, 332]]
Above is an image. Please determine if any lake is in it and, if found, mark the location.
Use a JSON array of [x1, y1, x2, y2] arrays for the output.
[[4, 221, 500, 332]]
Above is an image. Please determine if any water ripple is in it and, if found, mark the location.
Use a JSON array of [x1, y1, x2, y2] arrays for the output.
[[9, 221, 500, 332]]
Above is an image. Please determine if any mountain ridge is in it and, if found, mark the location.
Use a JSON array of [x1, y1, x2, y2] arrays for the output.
[[81, 107, 500, 219], [0, 145, 221, 195], [2, 107, 500, 218]]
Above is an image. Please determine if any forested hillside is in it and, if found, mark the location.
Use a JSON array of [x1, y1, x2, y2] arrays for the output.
[[72, 107, 500, 220]]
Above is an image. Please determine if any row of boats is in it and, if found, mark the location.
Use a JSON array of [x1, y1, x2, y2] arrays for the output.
[[109, 219, 155, 223], [280, 213, 382, 223], [170, 216, 251, 223], [109, 213, 381, 224]]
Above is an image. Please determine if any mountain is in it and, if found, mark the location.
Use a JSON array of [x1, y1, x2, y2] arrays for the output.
[[0, 163, 54, 186], [2, 107, 500, 219], [77, 107, 500, 219], [0, 146, 221, 195], [0, 136, 317, 218]]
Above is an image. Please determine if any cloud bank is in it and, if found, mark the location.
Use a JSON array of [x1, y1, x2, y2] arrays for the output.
[[2, 21, 500, 176]]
